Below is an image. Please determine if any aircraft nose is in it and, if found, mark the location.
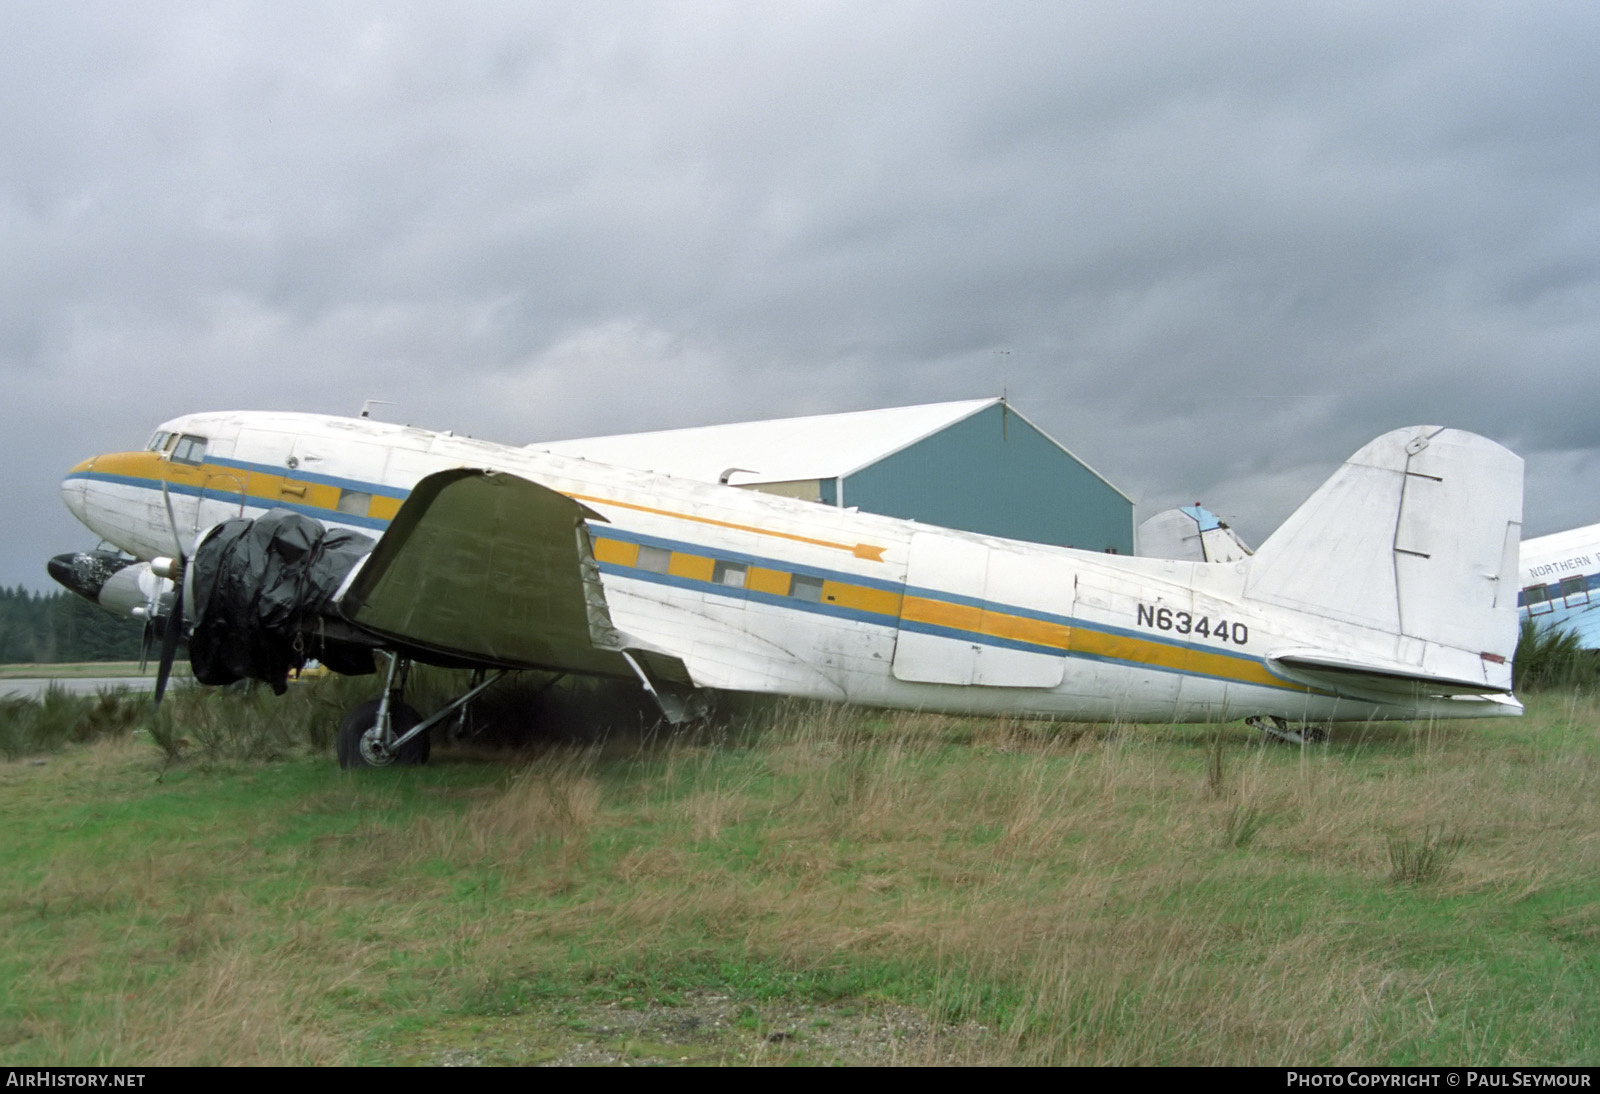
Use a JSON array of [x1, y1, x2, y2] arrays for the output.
[[61, 457, 94, 524], [47, 550, 134, 605]]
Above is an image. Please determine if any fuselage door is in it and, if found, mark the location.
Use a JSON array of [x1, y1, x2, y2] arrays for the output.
[[892, 531, 1067, 688]]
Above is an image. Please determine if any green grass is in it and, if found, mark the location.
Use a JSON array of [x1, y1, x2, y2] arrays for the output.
[[1, 685, 1598, 1064], [1386, 825, 1466, 885]]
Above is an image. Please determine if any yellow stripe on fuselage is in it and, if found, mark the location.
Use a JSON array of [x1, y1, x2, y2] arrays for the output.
[[77, 451, 893, 563], [79, 452, 330, 511], [902, 596, 1075, 652], [370, 496, 404, 521], [77, 451, 390, 523], [827, 581, 903, 617], [1068, 627, 1292, 690], [592, 538, 640, 568], [745, 566, 791, 596], [571, 491, 887, 561]]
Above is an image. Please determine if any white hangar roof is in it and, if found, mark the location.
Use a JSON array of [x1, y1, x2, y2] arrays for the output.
[[528, 398, 1123, 495], [528, 399, 998, 484]]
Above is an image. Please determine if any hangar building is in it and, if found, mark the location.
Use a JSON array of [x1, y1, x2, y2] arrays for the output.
[[531, 398, 1134, 554]]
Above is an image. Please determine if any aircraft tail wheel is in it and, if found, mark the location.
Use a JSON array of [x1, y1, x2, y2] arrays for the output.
[[336, 698, 430, 769], [1245, 715, 1327, 745]]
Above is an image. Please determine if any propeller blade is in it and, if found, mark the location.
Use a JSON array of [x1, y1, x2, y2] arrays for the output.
[[139, 619, 153, 674], [152, 580, 184, 708], [160, 479, 185, 559], [153, 477, 192, 706]]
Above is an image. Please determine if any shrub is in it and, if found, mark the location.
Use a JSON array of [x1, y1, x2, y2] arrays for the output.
[[1513, 617, 1600, 692], [1385, 825, 1465, 885]]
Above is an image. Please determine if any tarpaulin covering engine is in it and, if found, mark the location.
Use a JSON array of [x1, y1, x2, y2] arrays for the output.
[[188, 510, 375, 693]]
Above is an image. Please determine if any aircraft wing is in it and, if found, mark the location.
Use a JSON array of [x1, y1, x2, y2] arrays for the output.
[[336, 469, 655, 678]]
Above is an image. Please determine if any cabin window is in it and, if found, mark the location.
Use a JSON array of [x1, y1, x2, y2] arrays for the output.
[[170, 434, 208, 465], [336, 489, 372, 517], [1561, 575, 1589, 607], [713, 561, 747, 589], [636, 546, 671, 574], [1523, 584, 1553, 614], [790, 575, 824, 603]]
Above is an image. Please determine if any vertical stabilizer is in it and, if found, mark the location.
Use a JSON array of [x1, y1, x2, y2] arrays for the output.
[[1137, 504, 1254, 563], [1245, 426, 1522, 688]]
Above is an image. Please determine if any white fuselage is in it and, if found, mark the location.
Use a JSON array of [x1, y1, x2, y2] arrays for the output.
[[63, 411, 1517, 724], [1518, 523, 1600, 647]]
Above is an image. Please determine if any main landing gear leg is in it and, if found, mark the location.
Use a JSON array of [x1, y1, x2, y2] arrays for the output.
[[337, 653, 427, 769], [335, 654, 510, 770], [448, 668, 486, 743]]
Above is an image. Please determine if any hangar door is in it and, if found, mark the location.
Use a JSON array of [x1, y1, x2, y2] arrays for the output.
[[891, 531, 1068, 688]]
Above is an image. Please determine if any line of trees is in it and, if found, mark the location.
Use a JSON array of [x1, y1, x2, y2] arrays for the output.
[[0, 587, 145, 663]]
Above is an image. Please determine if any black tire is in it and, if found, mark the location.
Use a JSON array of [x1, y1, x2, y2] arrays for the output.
[[336, 699, 430, 769]]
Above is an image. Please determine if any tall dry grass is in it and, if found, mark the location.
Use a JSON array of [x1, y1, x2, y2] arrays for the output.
[[5, 687, 1598, 1064]]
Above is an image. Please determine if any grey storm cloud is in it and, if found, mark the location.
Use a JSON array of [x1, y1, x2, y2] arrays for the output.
[[2, 0, 1598, 587]]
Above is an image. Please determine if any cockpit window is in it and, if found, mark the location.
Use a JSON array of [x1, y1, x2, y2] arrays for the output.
[[170, 434, 208, 465], [146, 431, 171, 452]]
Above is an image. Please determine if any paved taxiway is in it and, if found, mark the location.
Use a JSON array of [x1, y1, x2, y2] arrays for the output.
[[1, 677, 161, 701]]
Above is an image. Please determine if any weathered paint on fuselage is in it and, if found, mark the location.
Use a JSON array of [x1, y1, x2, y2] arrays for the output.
[[1518, 523, 1600, 648], [63, 411, 1507, 725]]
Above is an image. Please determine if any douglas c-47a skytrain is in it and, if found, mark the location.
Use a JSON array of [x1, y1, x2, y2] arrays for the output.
[[51, 410, 1525, 765]]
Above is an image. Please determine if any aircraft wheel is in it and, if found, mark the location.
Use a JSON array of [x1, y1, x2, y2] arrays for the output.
[[336, 699, 430, 769]]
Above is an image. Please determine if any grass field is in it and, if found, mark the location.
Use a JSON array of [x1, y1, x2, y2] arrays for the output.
[[1, 678, 1597, 1065]]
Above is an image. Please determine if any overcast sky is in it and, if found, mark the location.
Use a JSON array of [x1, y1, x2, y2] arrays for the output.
[[4, 1, 1597, 590]]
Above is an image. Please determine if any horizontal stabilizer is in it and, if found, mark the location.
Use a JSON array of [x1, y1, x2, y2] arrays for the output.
[[1268, 648, 1515, 703]]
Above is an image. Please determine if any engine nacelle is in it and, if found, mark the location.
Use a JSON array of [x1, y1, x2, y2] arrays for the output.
[[46, 551, 171, 620]]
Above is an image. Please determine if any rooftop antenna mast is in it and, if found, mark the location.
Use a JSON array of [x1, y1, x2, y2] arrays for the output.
[[992, 349, 1012, 438]]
